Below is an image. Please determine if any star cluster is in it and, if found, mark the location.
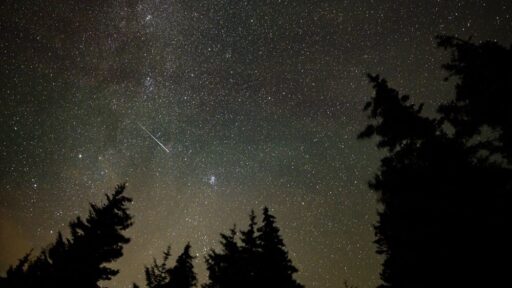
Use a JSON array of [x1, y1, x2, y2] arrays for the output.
[[1, 1, 511, 287]]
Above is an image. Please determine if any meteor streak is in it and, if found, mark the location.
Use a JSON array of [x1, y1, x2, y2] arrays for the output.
[[137, 122, 170, 153]]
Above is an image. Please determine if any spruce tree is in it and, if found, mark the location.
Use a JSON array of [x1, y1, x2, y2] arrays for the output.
[[240, 210, 258, 254], [0, 183, 133, 288], [256, 207, 303, 288], [144, 246, 172, 288], [67, 183, 133, 287], [144, 244, 197, 288], [167, 243, 197, 288], [239, 210, 259, 288], [359, 36, 511, 287], [204, 209, 303, 288], [203, 227, 241, 288]]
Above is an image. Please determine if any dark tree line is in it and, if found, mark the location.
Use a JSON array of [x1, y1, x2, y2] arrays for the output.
[[0, 183, 133, 288], [142, 243, 197, 288], [142, 207, 303, 288], [203, 208, 303, 288], [0, 185, 302, 288], [359, 36, 511, 287]]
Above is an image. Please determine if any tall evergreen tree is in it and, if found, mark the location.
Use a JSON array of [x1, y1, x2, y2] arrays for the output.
[[256, 207, 303, 288], [144, 244, 197, 288], [239, 210, 259, 288], [67, 183, 133, 287], [144, 246, 172, 288], [203, 227, 241, 288], [240, 210, 258, 254], [167, 243, 197, 288], [0, 183, 133, 288], [204, 209, 303, 288], [359, 36, 511, 287]]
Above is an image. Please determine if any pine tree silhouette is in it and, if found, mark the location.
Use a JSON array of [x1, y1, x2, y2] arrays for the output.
[[359, 36, 511, 288], [167, 243, 197, 288], [256, 207, 303, 288], [0, 183, 133, 288], [204, 208, 303, 288], [239, 210, 259, 288], [203, 227, 241, 288], [143, 244, 197, 288], [144, 246, 172, 288], [240, 210, 258, 254]]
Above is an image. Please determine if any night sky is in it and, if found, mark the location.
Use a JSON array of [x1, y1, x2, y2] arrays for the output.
[[1, 1, 511, 287]]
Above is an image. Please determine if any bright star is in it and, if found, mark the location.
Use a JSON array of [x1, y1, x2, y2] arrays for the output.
[[208, 175, 216, 186]]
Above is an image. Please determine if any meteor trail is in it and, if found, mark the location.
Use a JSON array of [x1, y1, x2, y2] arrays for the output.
[[137, 122, 170, 153]]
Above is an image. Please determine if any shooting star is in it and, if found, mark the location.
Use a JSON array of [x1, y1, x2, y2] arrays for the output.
[[137, 122, 170, 153]]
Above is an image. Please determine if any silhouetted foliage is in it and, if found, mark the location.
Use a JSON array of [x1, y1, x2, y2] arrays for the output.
[[203, 227, 241, 288], [239, 210, 259, 288], [203, 207, 303, 288], [168, 243, 197, 288], [437, 35, 512, 162], [143, 243, 197, 288], [0, 183, 133, 288], [145, 246, 172, 288], [256, 207, 302, 288], [360, 36, 511, 287]]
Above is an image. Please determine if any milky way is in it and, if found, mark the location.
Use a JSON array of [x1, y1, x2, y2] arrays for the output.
[[1, 1, 511, 287]]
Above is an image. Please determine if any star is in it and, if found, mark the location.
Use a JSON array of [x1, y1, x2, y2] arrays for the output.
[[208, 175, 216, 186], [1, 1, 510, 288]]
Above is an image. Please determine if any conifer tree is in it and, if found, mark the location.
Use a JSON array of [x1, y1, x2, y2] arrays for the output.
[[167, 243, 197, 288], [145, 246, 172, 288], [0, 183, 133, 288], [204, 209, 303, 288], [239, 210, 259, 288], [144, 244, 197, 288], [203, 227, 241, 288], [256, 207, 303, 288], [359, 36, 511, 287], [240, 210, 258, 253]]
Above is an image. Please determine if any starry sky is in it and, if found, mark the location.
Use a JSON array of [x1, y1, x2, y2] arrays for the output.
[[1, 1, 511, 287]]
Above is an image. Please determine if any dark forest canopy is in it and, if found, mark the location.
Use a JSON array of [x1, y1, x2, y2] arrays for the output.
[[0, 185, 302, 288], [359, 35, 512, 287], [202, 208, 303, 288], [0, 183, 133, 288], [143, 243, 197, 288]]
